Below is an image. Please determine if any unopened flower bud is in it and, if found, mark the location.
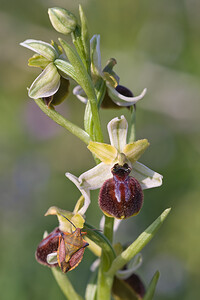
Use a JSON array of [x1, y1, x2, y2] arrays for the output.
[[48, 7, 77, 34]]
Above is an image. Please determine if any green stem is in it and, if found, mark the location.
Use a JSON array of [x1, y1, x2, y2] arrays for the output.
[[97, 216, 114, 300], [58, 39, 103, 143], [52, 268, 83, 300], [34, 98, 90, 145], [107, 208, 171, 276], [128, 105, 136, 143]]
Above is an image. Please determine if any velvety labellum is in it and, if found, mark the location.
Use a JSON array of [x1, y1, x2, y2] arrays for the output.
[[36, 227, 60, 266], [99, 163, 143, 219]]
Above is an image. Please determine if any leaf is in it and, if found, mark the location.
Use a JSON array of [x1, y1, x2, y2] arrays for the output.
[[107, 208, 171, 276], [143, 271, 160, 300]]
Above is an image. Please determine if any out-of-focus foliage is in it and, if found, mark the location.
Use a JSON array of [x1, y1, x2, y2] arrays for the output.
[[0, 0, 200, 299]]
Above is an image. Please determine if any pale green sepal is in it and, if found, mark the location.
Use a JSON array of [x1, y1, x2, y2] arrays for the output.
[[123, 139, 150, 164], [90, 34, 102, 76], [106, 208, 171, 276], [44, 206, 85, 233], [73, 85, 87, 104], [143, 271, 160, 300], [48, 7, 77, 34], [65, 173, 91, 215], [116, 253, 142, 280], [79, 162, 112, 190], [20, 39, 58, 61], [103, 58, 119, 85], [131, 161, 163, 190], [47, 252, 58, 265], [107, 115, 128, 152], [52, 268, 83, 300], [88, 141, 118, 164], [54, 59, 79, 83], [107, 84, 147, 106], [103, 72, 118, 88], [28, 62, 60, 99], [28, 54, 50, 69]]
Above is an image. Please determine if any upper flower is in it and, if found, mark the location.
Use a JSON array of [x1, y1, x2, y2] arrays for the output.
[[20, 40, 70, 106], [20, 40, 62, 100], [65, 116, 162, 219], [73, 35, 147, 108], [77, 115, 162, 191]]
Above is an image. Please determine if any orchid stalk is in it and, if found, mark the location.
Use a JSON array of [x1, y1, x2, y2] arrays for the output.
[[20, 5, 171, 300]]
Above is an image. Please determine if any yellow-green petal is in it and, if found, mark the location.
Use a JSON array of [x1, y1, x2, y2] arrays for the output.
[[44, 206, 85, 233], [123, 139, 150, 164], [88, 141, 117, 164]]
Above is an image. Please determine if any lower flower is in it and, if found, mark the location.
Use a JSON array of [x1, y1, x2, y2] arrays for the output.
[[36, 226, 89, 273], [35, 206, 89, 273]]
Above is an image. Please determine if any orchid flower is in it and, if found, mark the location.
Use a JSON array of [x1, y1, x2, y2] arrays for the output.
[[65, 115, 162, 219], [73, 34, 147, 108], [20, 39, 70, 106], [35, 205, 88, 273], [78, 115, 162, 191]]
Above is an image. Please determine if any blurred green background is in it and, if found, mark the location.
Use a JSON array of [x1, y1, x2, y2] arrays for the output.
[[0, 0, 200, 299]]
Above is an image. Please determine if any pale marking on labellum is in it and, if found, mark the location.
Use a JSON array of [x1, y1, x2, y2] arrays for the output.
[[114, 177, 130, 203]]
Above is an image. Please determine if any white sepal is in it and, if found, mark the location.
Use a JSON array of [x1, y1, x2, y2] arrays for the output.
[[107, 84, 147, 106], [79, 162, 112, 190], [116, 253, 143, 280], [107, 115, 128, 152], [132, 161, 163, 190], [73, 85, 88, 104], [65, 173, 91, 215]]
